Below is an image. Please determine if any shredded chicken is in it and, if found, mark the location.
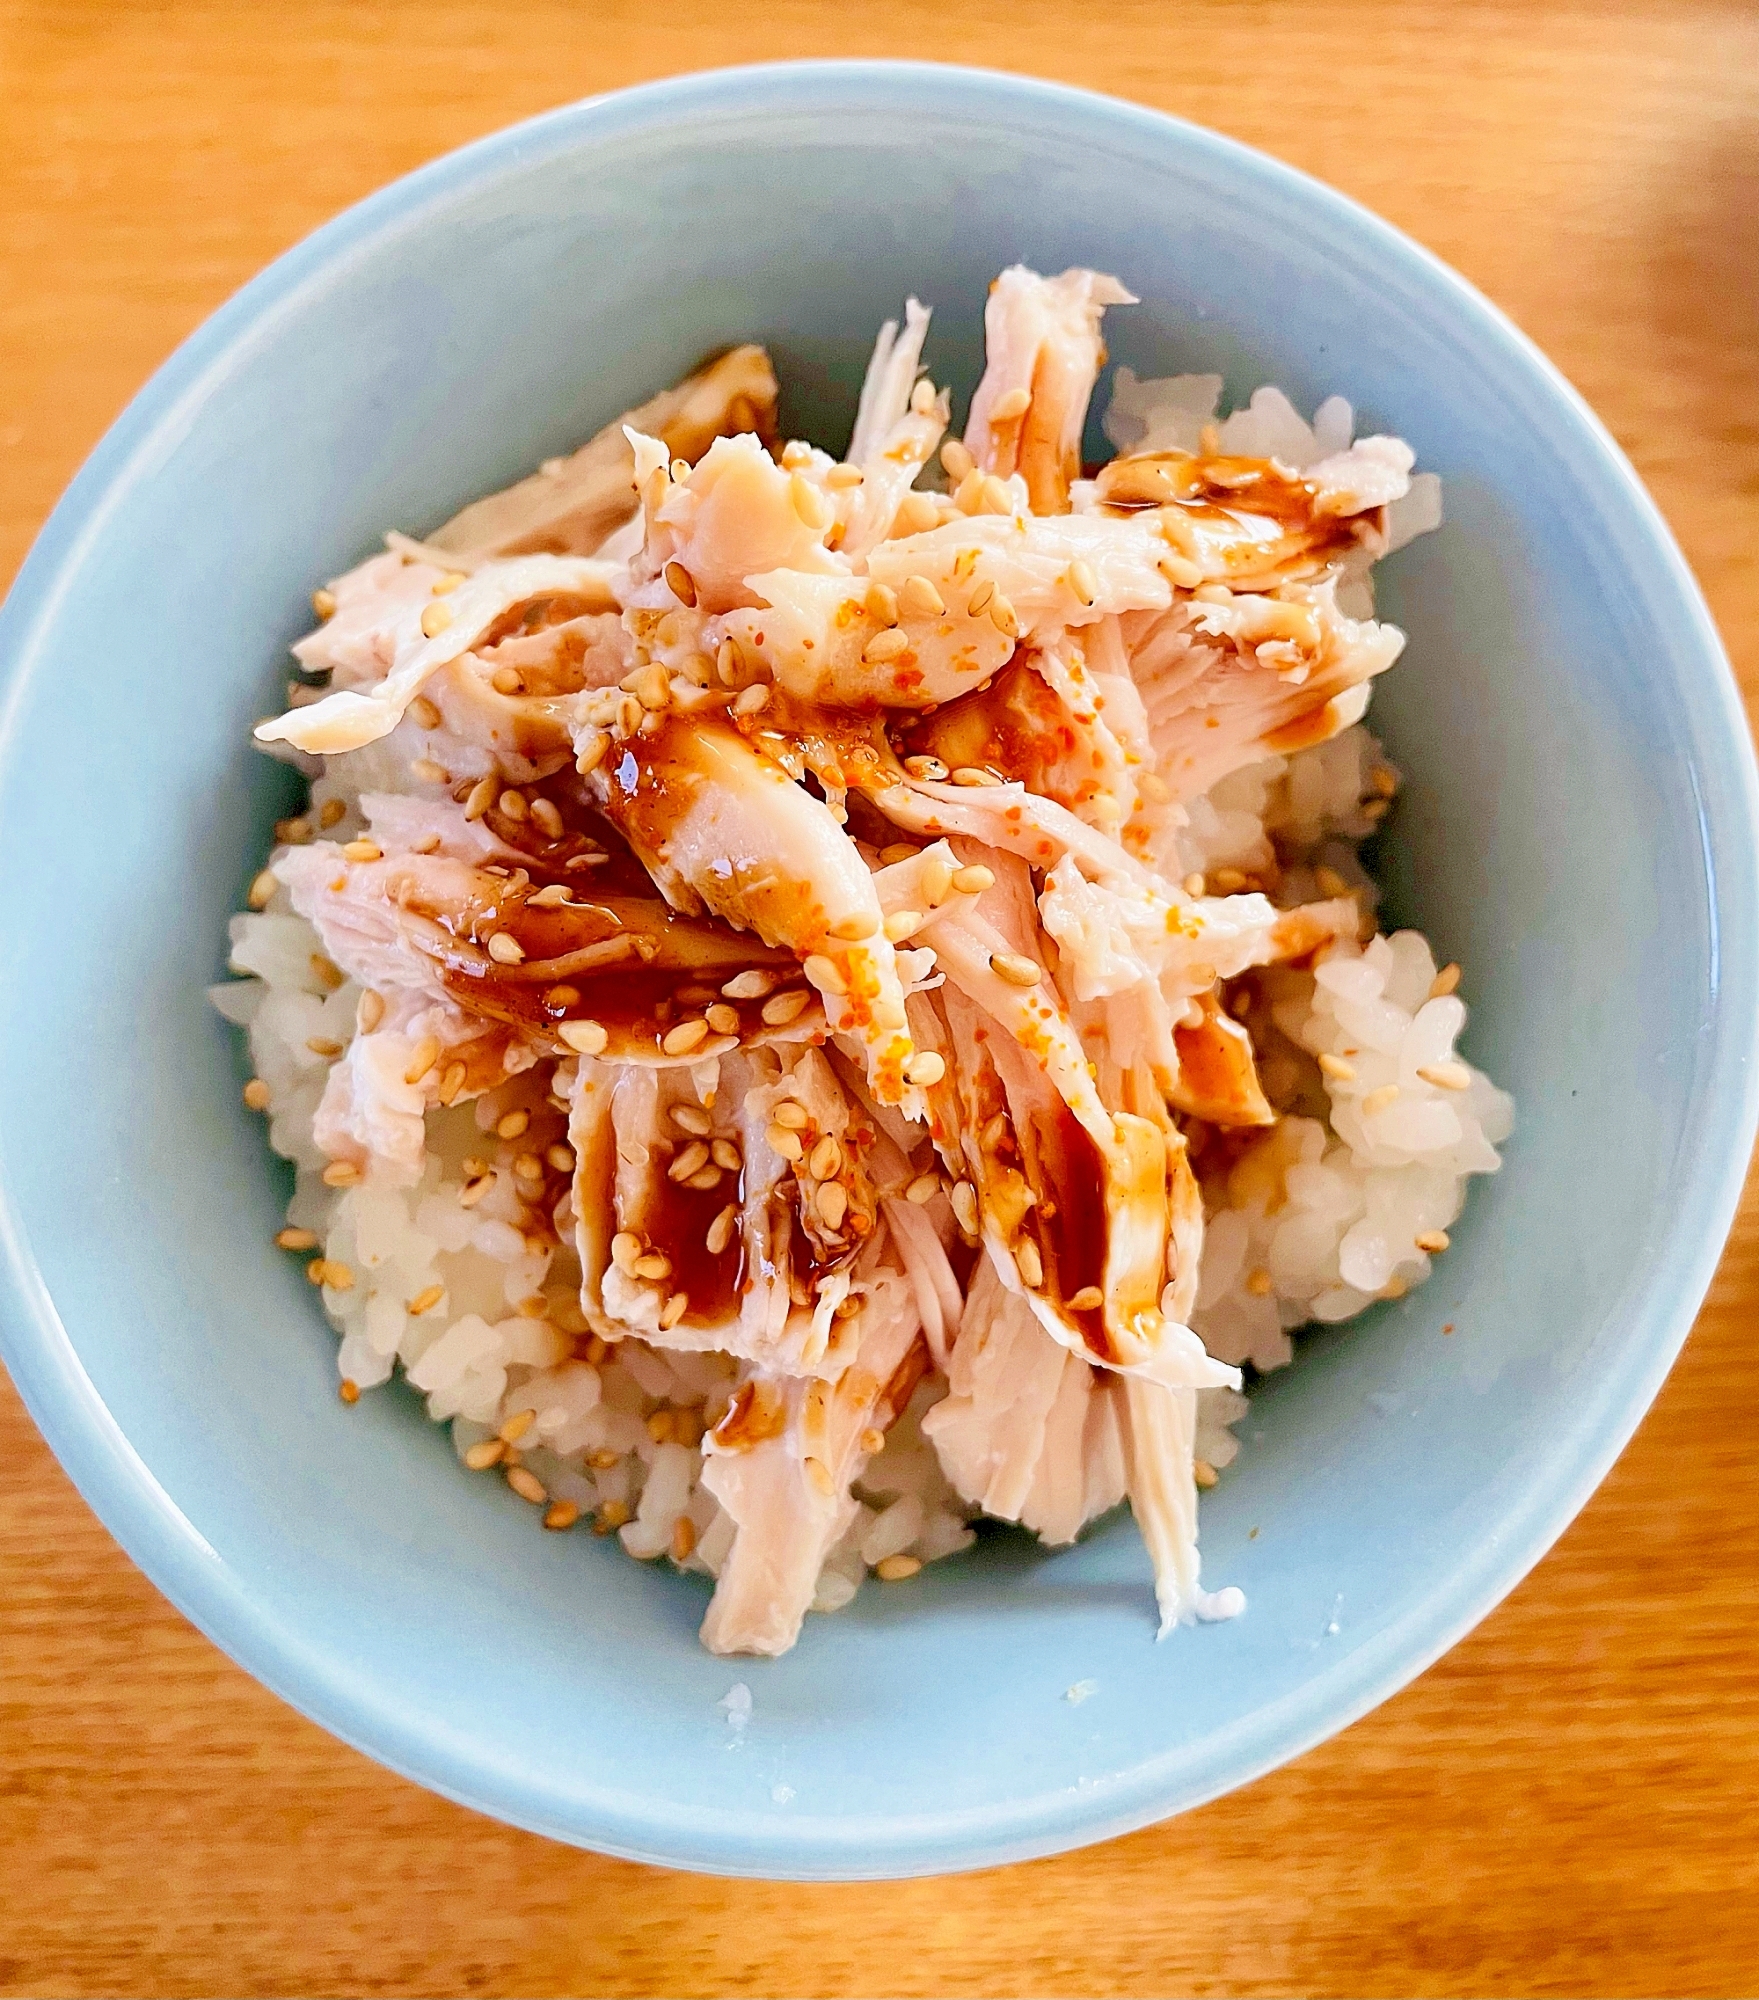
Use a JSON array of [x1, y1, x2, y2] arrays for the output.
[[253, 267, 1433, 1655]]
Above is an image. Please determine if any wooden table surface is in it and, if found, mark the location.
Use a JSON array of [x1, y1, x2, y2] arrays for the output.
[[3, 3, 1756, 1994]]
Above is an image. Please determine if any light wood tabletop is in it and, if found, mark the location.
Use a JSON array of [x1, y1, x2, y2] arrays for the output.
[[2, 3, 1756, 1994]]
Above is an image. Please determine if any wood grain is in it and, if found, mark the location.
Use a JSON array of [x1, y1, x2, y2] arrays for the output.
[[2, 2, 1756, 1993]]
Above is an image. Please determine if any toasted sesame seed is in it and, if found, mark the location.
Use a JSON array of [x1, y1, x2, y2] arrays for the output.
[[465, 1439, 506, 1472], [305, 1036, 345, 1059], [464, 775, 497, 821], [1429, 962, 1462, 998], [904, 1171, 941, 1204], [506, 1466, 547, 1505], [665, 1514, 697, 1563], [587, 1448, 621, 1471], [790, 471, 834, 530], [558, 1020, 609, 1056], [1210, 866, 1248, 894], [574, 729, 609, 777], [1369, 764, 1399, 798], [491, 666, 523, 696], [1415, 1229, 1451, 1255], [804, 1455, 836, 1497], [610, 1231, 641, 1273], [322, 1161, 363, 1190], [700, 1002, 737, 1036], [918, 857, 954, 908], [404, 1035, 442, 1085], [951, 1182, 979, 1235], [988, 590, 1020, 637], [1362, 796, 1391, 822], [881, 908, 921, 944], [990, 951, 1041, 988], [275, 1226, 318, 1251], [499, 1408, 536, 1444], [893, 493, 941, 534], [733, 683, 770, 716], [719, 970, 775, 1003], [1318, 1052, 1356, 1081], [616, 693, 642, 735], [898, 573, 946, 619], [876, 1553, 922, 1581], [661, 558, 697, 607], [633, 1251, 672, 1282], [420, 601, 453, 639], [950, 864, 994, 895], [826, 915, 876, 948], [242, 1077, 271, 1112], [1417, 1061, 1471, 1091], [990, 385, 1032, 423], [685, 1165, 722, 1192], [458, 1172, 494, 1207], [1363, 1083, 1401, 1115], [658, 1289, 690, 1329], [967, 577, 996, 617], [338, 1378, 360, 1404], [760, 988, 811, 1026], [407, 1283, 444, 1315], [669, 1103, 712, 1137], [669, 1141, 711, 1182], [1194, 1459, 1218, 1490], [305, 1258, 329, 1286], [862, 626, 913, 667], [711, 1139, 741, 1173], [950, 765, 1001, 788], [321, 1260, 355, 1292], [902, 1051, 945, 1088], [1183, 872, 1206, 898], [808, 1135, 843, 1180], [770, 1100, 809, 1131], [409, 693, 442, 730], [767, 1122, 805, 1162], [513, 1151, 544, 1182], [661, 1018, 710, 1057], [595, 1500, 631, 1534], [1015, 1239, 1044, 1287], [431, 571, 464, 596], [543, 1500, 580, 1531], [545, 1143, 575, 1174], [706, 1204, 739, 1256], [1245, 1267, 1274, 1297], [486, 931, 526, 966], [274, 815, 312, 845], [863, 579, 899, 627], [1067, 1285, 1104, 1312], [802, 954, 849, 996], [312, 587, 337, 619], [246, 867, 278, 911], [496, 788, 529, 823], [902, 757, 949, 788], [940, 438, 975, 483], [528, 796, 564, 840], [816, 1182, 849, 1230], [979, 476, 1014, 516], [495, 1110, 530, 1142]]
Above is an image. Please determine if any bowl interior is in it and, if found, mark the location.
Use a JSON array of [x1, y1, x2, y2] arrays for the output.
[[1, 63, 1753, 1878]]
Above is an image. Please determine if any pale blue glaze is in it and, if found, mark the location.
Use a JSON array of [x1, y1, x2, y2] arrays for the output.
[[0, 63, 1753, 1879]]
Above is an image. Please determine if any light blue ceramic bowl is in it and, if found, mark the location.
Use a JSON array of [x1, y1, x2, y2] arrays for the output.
[[1, 62, 1754, 1879]]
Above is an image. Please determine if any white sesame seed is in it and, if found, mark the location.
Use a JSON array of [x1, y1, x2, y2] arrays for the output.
[[1417, 1061, 1471, 1091], [486, 932, 525, 965], [662, 1018, 710, 1056], [815, 1183, 849, 1230], [420, 601, 453, 639], [760, 988, 811, 1026], [903, 1051, 945, 1087], [802, 954, 848, 996], [951, 864, 994, 895], [557, 1020, 609, 1055]]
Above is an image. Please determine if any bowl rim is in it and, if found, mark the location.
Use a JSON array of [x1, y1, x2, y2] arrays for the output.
[[2, 57, 1756, 1879]]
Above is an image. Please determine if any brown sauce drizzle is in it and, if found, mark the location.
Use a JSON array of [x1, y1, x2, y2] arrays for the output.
[[630, 1150, 747, 1330], [899, 661, 1082, 794]]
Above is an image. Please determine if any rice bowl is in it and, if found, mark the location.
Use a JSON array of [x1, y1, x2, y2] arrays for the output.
[[0, 62, 1750, 1873]]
